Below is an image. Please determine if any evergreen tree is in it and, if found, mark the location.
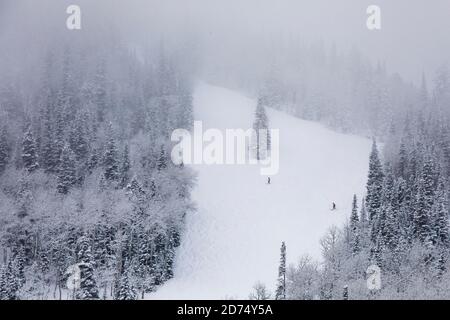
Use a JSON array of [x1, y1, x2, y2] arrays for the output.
[[119, 144, 131, 188], [87, 148, 100, 174], [0, 126, 9, 174], [378, 164, 399, 250], [157, 144, 167, 171], [14, 247, 26, 289], [52, 103, 66, 171], [57, 145, 77, 194], [397, 141, 408, 179], [152, 234, 166, 286], [69, 113, 89, 162], [350, 195, 360, 254], [76, 236, 99, 300], [252, 97, 271, 160], [366, 139, 384, 222], [164, 237, 176, 280], [433, 176, 449, 247], [350, 194, 359, 231], [22, 125, 39, 172], [371, 230, 385, 267], [5, 259, 19, 300], [359, 197, 368, 228], [0, 37, 196, 301], [116, 266, 137, 300], [275, 241, 286, 300], [414, 158, 436, 244], [383, 203, 399, 251], [0, 265, 8, 300], [38, 248, 50, 274], [136, 235, 153, 296], [103, 124, 119, 181], [358, 197, 370, 248], [151, 254, 164, 287]]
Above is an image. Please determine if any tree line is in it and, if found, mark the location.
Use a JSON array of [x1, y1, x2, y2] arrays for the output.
[[283, 67, 450, 299], [0, 39, 195, 300]]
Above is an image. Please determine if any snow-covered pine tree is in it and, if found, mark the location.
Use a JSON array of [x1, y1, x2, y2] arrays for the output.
[[51, 96, 68, 171], [252, 97, 271, 160], [0, 126, 9, 174], [382, 203, 399, 252], [87, 148, 100, 174], [164, 236, 176, 281], [136, 235, 154, 296], [359, 197, 368, 229], [152, 233, 167, 286], [119, 144, 131, 188], [103, 124, 119, 182], [116, 265, 137, 300], [432, 176, 449, 247], [157, 144, 167, 171], [22, 125, 39, 172], [414, 158, 436, 244], [144, 101, 160, 141], [14, 247, 26, 289], [357, 197, 371, 248], [76, 236, 99, 300], [349, 195, 360, 254], [366, 139, 384, 222], [406, 141, 422, 199], [117, 270, 137, 300], [366, 139, 385, 246], [440, 127, 450, 178], [275, 241, 286, 300], [396, 141, 408, 179], [69, 113, 89, 163], [393, 177, 409, 225], [127, 176, 144, 198], [0, 265, 8, 300], [57, 145, 77, 194], [378, 164, 400, 250], [38, 247, 50, 274], [371, 230, 385, 267], [5, 259, 19, 300]]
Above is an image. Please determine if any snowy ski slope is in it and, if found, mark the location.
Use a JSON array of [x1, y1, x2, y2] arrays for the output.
[[151, 83, 372, 299]]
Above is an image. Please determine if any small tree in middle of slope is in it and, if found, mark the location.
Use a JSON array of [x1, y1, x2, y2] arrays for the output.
[[252, 97, 271, 160]]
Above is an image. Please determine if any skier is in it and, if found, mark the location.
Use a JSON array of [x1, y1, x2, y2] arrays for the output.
[[332, 202, 336, 210], [267, 177, 271, 185]]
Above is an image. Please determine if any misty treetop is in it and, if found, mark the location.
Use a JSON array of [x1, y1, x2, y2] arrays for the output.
[[285, 74, 450, 299], [0, 33, 196, 299]]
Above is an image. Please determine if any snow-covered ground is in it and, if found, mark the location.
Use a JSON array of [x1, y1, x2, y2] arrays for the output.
[[150, 83, 372, 299]]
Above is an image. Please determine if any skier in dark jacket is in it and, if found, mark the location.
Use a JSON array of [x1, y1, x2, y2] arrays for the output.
[[332, 202, 336, 210]]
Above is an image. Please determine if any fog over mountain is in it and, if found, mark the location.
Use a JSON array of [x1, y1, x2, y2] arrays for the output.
[[1, 0, 450, 83], [0, 0, 450, 301]]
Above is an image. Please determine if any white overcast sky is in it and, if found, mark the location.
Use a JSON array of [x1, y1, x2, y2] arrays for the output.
[[1, 0, 449, 84]]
